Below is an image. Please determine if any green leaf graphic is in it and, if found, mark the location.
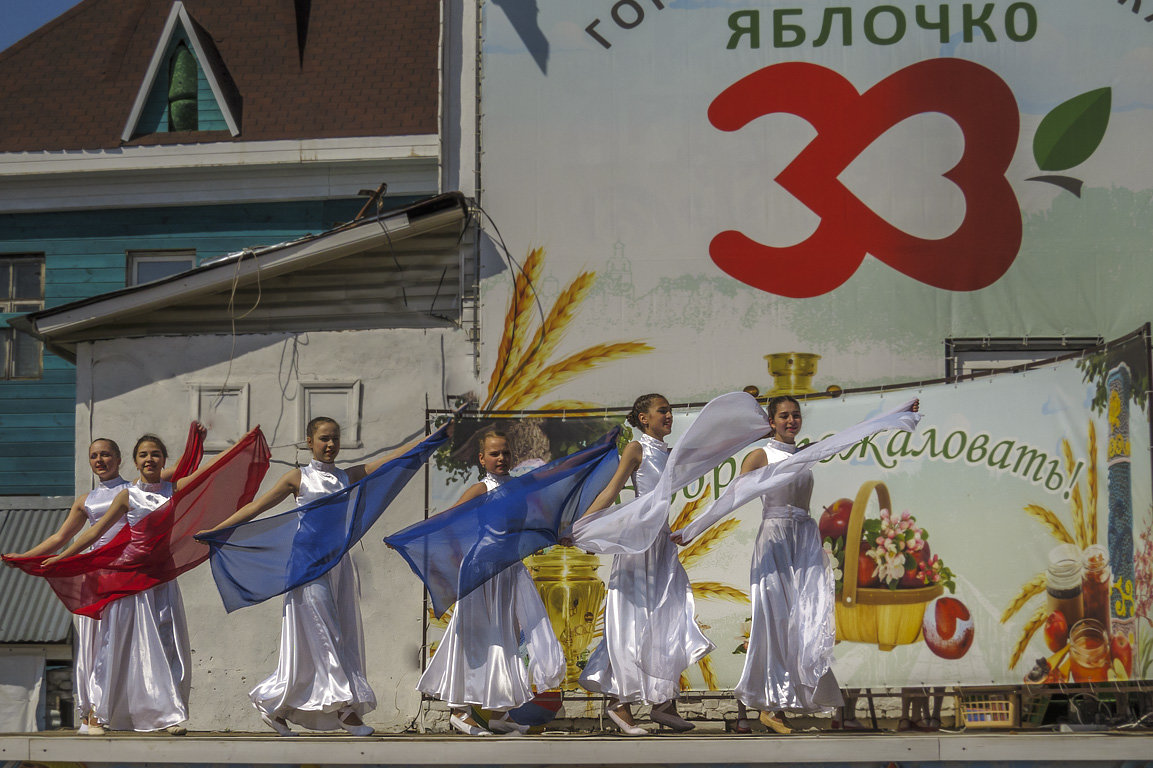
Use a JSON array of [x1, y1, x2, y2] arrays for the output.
[[1033, 87, 1111, 172]]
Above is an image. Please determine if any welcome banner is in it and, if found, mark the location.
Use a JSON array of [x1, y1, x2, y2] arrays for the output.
[[427, 332, 1151, 688]]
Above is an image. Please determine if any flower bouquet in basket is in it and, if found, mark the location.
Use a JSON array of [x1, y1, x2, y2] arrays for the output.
[[819, 481, 969, 655]]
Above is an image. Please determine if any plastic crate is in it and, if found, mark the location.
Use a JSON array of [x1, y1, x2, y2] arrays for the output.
[[956, 690, 1019, 729], [1020, 694, 1050, 727]]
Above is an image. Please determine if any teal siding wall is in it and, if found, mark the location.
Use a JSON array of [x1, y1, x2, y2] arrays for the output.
[[0, 198, 374, 495]]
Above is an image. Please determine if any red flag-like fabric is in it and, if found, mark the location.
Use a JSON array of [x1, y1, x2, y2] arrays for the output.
[[3, 425, 271, 619]]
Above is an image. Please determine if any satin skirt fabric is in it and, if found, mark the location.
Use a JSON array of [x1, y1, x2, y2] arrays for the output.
[[73, 615, 102, 719], [417, 563, 563, 711], [580, 525, 714, 705], [250, 553, 376, 730], [94, 581, 190, 731], [736, 511, 843, 714]]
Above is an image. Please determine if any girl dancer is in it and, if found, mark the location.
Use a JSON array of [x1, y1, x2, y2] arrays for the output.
[[577, 394, 714, 735], [674, 396, 919, 734], [416, 428, 564, 736], [4, 439, 127, 734], [44, 427, 224, 734], [200, 417, 426, 736]]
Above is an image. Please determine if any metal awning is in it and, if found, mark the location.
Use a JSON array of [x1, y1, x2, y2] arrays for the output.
[[14, 193, 473, 361], [0, 500, 74, 644]]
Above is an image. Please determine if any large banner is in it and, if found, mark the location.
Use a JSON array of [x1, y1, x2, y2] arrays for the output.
[[477, 1, 1153, 404], [427, 332, 1151, 689]]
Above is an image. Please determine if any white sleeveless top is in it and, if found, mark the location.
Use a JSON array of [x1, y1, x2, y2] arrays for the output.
[[298, 460, 349, 506], [760, 439, 813, 520], [630, 432, 669, 497], [126, 480, 174, 526], [84, 477, 129, 548], [482, 473, 509, 492]]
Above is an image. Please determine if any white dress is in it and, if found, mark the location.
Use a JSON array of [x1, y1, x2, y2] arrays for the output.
[[74, 477, 129, 722], [250, 460, 376, 730], [417, 474, 565, 711], [580, 432, 715, 704], [735, 440, 842, 714], [94, 481, 192, 731]]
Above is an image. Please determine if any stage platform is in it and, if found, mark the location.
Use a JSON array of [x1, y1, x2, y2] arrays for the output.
[[4, 730, 1153, 767]]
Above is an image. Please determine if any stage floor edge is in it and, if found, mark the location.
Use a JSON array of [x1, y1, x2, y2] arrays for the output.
[[3, 731, 1153, 766]]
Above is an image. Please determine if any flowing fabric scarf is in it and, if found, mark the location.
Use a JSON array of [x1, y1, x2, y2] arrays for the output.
[[572, 393, 921, 554], [385, 427, 621, 618], [196, 427, 451, 612], [4, 424, 271, 619]]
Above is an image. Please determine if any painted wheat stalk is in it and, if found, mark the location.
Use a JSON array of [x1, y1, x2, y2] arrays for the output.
[[679, 519, 740, 569], [503, 343, 653, 411], [495, 272, 597, 409], [1024, 504, 1075, 545], [536, 400, 605, 413], [692, 581, 749, 604], [679, 673, 690, 691], [697, 654, 721, 691], [672, 484, 713, 532], [485, 247, 543, 407], [1061, 439, 1088, 548], [1088, 420, 1098, 545], [1000, 573, 1046, 623], [1009, 604, 1048, 669]]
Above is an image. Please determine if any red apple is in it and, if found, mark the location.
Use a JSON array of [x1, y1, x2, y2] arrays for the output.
[[898, 543, 933, 588], [857, 551, 879, 588], [923, 596, 974, 660], [1043, 611, 1068, 653], [819, 498, 853, 542], [1111, 633, 1133, 675]]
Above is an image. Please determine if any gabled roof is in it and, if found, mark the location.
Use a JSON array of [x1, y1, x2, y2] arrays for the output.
[[121, 1, 242, 140], [0, 500, 74, 645], [0, 0, 439, 152], [14, 192, 473, 360]]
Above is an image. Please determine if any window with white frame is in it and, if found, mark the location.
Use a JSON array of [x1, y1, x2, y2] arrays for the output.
[[0, 255, 44, 380], [127, 250, 196, 285], [299, 382, 363, 448]]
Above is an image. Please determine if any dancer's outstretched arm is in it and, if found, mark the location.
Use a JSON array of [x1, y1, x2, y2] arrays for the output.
[[196, 468, 303, 537], [44, 491, 131, 564]]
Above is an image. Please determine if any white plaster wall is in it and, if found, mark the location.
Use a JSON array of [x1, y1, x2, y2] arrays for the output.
[[73, 327, 477, 733]]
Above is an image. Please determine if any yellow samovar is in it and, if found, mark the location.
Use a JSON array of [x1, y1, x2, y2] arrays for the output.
[[765, 351, 821, 395], [525, 546, 605, 689]]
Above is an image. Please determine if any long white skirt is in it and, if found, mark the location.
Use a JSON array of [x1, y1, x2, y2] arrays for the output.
[[74, 615, 101, 720], [250, 554, 375, 730], [94, 581, 190, 731], [580, 526, 714, 705], [736, 512, 843, 714], [418, 563, 563, 712]]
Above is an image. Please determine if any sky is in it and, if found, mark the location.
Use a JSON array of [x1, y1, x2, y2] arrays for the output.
[[0, 0, 83, 53]]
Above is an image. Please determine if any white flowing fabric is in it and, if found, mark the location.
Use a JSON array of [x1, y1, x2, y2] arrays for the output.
[[250, 460, 376, 730], [74, 477, 129, 722], [417, 474, 564, 711], [675, 401, 921, 545], [580, 432, 714, 703], [572, 392, 778, 554], [94, 481, 191, 731], [735, 442, 841, 714]]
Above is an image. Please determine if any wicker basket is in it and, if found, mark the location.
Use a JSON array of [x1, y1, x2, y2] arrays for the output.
[[834, 480, 943, 650]]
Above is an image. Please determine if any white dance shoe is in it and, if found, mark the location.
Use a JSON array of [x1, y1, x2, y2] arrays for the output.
[[606, 705, 647, 736], [449, 711, 493, 736], [258, 710, 294, 737]]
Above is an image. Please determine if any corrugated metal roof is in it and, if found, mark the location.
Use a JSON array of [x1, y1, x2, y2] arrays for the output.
[[15, 192, 473, 360], [0, 498, 74, 644]]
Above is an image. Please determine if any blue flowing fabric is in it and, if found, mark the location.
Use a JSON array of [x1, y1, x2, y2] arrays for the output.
[[196, 428, 450, 612], [385, 427, 621, 618]]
